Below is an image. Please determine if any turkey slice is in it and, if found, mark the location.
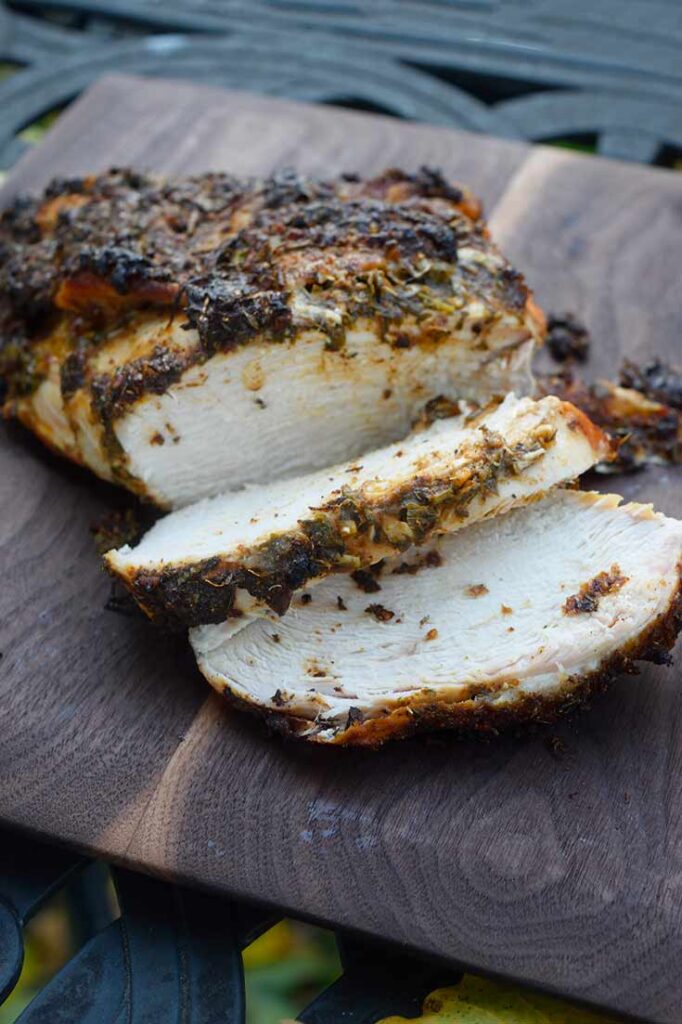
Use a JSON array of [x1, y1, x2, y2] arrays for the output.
[[106, 394, 611, 625], [191, 490, 682, 745]]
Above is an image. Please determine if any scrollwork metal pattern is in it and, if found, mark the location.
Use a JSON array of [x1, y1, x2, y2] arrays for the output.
[[1, 1, 681, 169], [0, 828, 459, 1022]]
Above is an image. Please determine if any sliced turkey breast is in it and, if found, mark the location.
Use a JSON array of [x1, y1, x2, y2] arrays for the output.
[[1, 168, 544, 508], [105, 394, 611, 626], [191, 490, 682, 745]]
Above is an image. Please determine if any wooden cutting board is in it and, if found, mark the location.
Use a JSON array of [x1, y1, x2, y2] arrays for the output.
[[1, 73, 681, 1023]]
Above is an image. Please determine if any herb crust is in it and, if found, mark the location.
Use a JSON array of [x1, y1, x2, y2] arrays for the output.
[[1, 166, 541, 419], [108, 419, 563, 626]]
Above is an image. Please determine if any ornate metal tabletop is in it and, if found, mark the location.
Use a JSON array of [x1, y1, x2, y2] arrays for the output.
[[1, 0, 682, 171]]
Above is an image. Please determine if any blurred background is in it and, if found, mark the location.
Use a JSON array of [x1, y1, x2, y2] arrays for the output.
[[1, 0, 681, 175]]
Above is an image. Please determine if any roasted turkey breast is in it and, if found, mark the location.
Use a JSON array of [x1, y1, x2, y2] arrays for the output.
[[0, 168, 544, 507], [106, 393, 610, 625], [192, 490, 682, 745], [7, 165, 678, 750]]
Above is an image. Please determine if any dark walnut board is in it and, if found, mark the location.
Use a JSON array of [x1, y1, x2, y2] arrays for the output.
[[1, 73, 681, 1023]]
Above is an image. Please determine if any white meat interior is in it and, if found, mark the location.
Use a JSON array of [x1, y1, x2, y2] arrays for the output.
[[192, 491, 682, 739], [112, 319, 535, 508], [108, 393, 604, 575]]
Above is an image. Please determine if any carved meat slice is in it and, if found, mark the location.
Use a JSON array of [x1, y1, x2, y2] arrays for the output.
[[538, 362, 682, 473], [105, 394, 610, 625], [191, 490, 682, 745], [0, 168, 544, 508]]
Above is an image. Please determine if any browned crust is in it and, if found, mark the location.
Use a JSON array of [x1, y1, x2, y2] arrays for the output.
[[55, 270, 180, 315], [538, 366, 681, 472], [559, 399, 617, 459], [209, 565, 682, 746], [1, 167, 543, 480], [108, 404, 609, 626], [562, 564, 628, 616], [0, 167, 486, 401], [90, 343, 190, 425], [525, 295, 547, 341]]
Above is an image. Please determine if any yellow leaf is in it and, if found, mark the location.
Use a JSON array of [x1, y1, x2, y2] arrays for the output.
[[242, 920, 298, 969], [378, 975, 625, 1024]]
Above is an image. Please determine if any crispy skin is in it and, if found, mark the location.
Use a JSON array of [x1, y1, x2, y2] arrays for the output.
[[212, 566, 682, 747]]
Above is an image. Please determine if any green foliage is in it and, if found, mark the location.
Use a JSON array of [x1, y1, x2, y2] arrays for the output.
[[243, 920, 341, 1024], [549, 138, 597, 154], [18, 109, 62, 146], [0, 897, 73, 1024]]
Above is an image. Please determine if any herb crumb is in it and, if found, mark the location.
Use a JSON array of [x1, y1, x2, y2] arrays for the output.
[[90, 508, 141, 555], [547, 312, 590, 363], [365, 603, 394, 622], [345, 706, 365, 729], [351, 569, 381, 593]]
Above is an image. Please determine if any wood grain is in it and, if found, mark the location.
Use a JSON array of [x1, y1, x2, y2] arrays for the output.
[[1, 74, 681, 1023]]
